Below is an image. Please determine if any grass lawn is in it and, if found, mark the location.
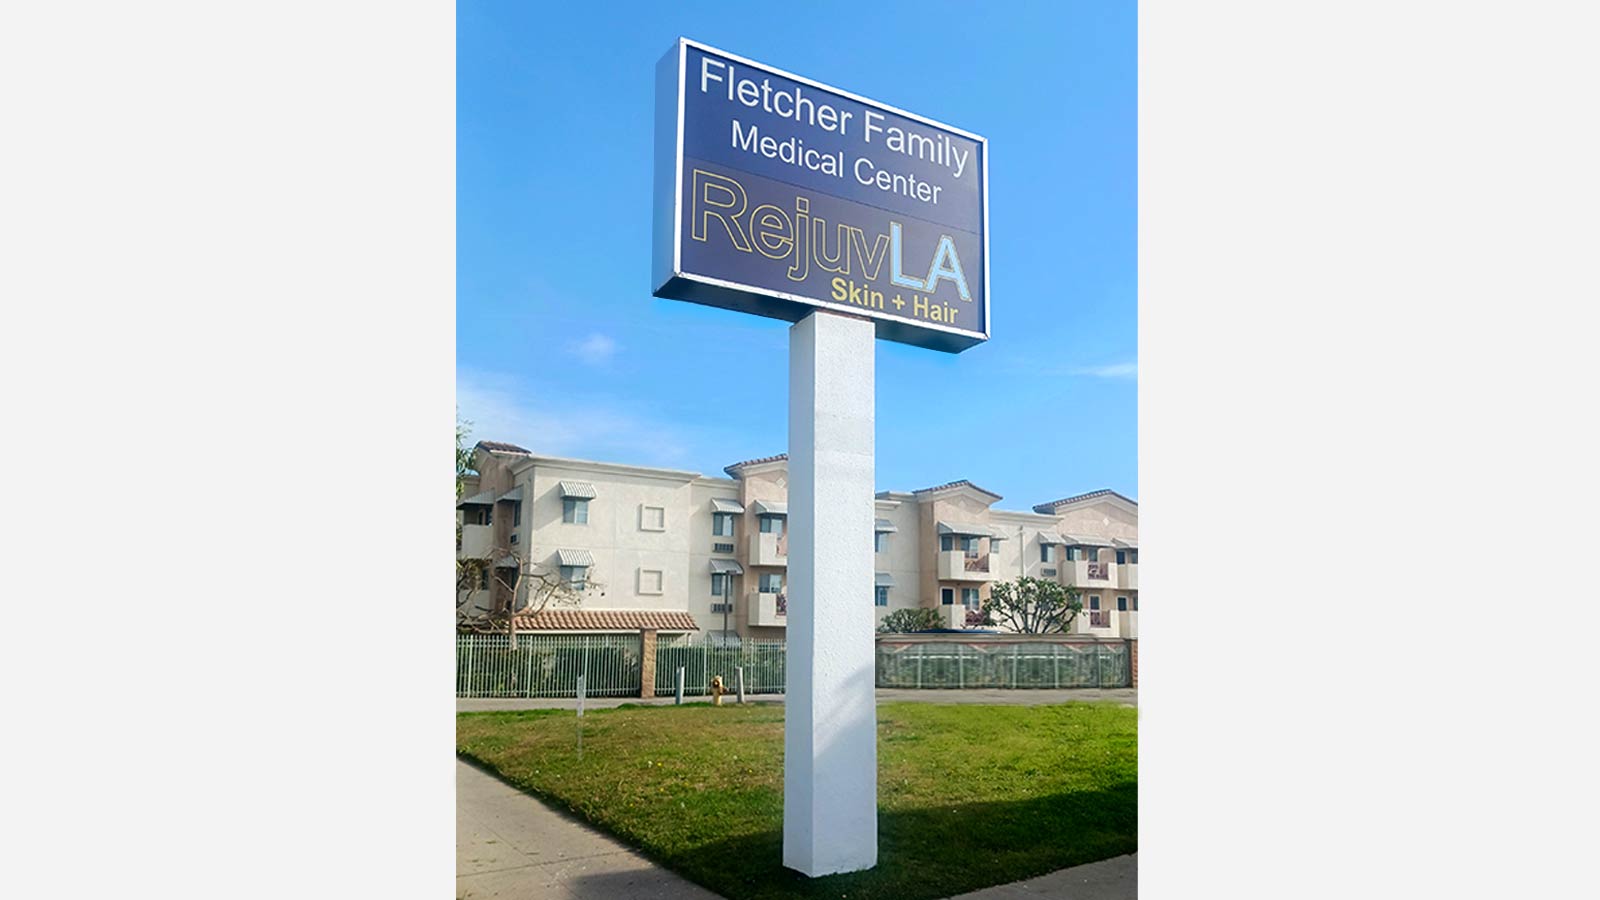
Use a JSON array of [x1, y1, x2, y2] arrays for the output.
[[457, 701, 1136, 900]]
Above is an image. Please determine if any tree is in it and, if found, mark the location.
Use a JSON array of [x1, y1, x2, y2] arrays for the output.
[[456, 545, 598, 648], [456, 414, 476, 501], [877, 607, 945, 633], [986, 576, 1083, 634]]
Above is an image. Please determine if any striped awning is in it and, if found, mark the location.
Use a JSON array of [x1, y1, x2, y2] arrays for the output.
[[457, 490, 496, 508], [710, 498, 745, 514], [555, 548, 595, 567], [496, 486, 523, 503], [709, 558, 744, 575], [558, 480, 598, 499], [1037, 530, 1065, 545], [874, 518, 898, 533], [937, 520, 1003, 538], [752, 499, 787, 516], [1065, 534, 1115, 547], [875, 572, 895, 587]]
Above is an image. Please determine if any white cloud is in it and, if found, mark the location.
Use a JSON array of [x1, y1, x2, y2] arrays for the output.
[[1074, 361, 1138, 379], [570, 333, 617, 366], [456, 368, 692, 467]]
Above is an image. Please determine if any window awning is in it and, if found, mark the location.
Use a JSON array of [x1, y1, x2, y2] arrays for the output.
[[710, 498, 745, 514], [937, 520, 1002, 537], [457, 490, 496, 508], [1037, 530, 1065, 545], [709, 558, 744, 575], [496, 486, 523, 503], [988, 530, 1008, 541], [1065, 534, 1114, 547], [752, 499, 787, 516], [1113, 538, 1138, 549], [494, 555, 518, 568], [558, 480, 598, 499], [555, 548, 595, 567], [875, 572, 895, 587], [874, 518, 898, 533]]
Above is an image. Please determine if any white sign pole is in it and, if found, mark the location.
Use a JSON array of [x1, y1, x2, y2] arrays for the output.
[[784, 310, 878, 876]]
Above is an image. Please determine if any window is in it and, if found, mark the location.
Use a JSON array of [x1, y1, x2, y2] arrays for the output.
[[1064, 546, 1077, 562], [940, 534, 953, 551], [512, 501, 522, 527], [1117, 596, 1128, 611], [560, 565, 588, 590], [874, 532, 887, 553], [712, 513, 736, 537], [759, 515, 785, 535], [1129, 550, 1139, 565], [711, 573, 728, 597], [1040, 543, 1053, 563], [941, 587, 955, 605], [960, 536, 979, 553], [562, 498, 589, 524], [711, 601, 733, 614], [480, 506, 492, 526], [509, 533, 518, 544], [640, 505, 666, 531], [875, 586, 889, 607], [478, 567, 489, 590], [962, 588, 980, 609], [1087, 547, 1100, 562], [1132, 596, 1139, 611], [759, 572, 785, 594], [1115, 549, 1125, 565], [1088, 595, 1100, 610]]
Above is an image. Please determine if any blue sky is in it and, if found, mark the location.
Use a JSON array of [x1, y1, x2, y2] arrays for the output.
[[458, 1, 1136, 506]]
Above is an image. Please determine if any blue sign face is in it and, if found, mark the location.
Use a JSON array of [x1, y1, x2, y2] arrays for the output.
[[653, 39, 988, 352]]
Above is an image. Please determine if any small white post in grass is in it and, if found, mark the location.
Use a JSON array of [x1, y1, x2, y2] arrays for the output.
[[675, 666, 685, 705], [737, 665, 746, 704], [576, 673, 586, 759]]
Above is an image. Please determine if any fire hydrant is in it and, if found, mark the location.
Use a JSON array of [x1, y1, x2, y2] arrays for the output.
[[710, 675, 727, 706]]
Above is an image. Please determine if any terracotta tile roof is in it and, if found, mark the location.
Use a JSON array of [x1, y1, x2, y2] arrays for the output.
[[724, 453, 787, 476], [913, 479, 1002, 500], [508, 608, 700, 632], [476, 440, 532, 454], [1032, 489, 1139, 514]]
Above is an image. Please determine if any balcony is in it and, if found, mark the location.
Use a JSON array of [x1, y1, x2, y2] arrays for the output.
[[458, 524, 494, 560], [748, 590, 787, 627], [934, 603, 971, 629], [748, 531, 788, 567], [1118, 563, 1138, 590], [1072, 608, 1132, 638], [937, 550, 997, 581], [1060, 560, 1117, 588]]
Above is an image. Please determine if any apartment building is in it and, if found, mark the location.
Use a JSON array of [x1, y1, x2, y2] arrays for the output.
[[457, 441, 1138, 641]]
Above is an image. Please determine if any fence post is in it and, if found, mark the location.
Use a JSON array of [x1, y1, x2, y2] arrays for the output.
[[675, 666, 685, 705], [737, 665, 746, 703]]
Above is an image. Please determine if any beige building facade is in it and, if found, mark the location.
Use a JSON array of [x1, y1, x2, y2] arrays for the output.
[[458, 441, 1138, 641]]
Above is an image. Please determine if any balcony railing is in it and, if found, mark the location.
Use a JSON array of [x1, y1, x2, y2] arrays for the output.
[[748, 590, 787, 627], [1086, 562, 1109, 580], [1089, 609, 1111, 628]]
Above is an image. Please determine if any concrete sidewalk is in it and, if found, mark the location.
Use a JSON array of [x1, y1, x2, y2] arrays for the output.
[[457, 758, 720, 899], [459, 758, 1136, 899], [458, 687, 1136, 713]]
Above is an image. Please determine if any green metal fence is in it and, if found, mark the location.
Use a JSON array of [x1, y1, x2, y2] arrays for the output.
[[655, 636, 788, 696], [456, 633, 642, 698], [457, 633, 1131, 696], [874, 640, 1130, 689]]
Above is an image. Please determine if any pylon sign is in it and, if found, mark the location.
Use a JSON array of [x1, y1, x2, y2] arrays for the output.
[[653, 38, 989, 352]]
